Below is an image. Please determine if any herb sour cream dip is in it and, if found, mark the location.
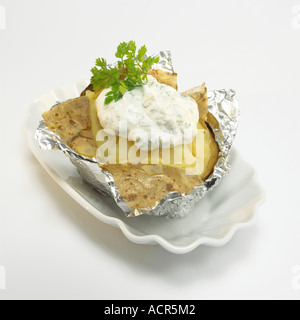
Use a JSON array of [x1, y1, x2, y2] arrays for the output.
[[95, 75, 199, 151]]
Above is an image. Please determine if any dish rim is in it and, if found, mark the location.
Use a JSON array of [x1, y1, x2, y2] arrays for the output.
[[23, 82, 266, 254]]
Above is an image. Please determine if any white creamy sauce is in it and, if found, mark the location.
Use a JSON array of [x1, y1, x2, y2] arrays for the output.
[[95, 75, 199, 150]]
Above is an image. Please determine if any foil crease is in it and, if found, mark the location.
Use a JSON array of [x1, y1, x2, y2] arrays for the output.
[[35, 52, 239, 218]]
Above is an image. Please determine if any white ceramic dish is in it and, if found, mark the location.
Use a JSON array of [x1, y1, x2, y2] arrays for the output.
[[23, 81, 265, 254]]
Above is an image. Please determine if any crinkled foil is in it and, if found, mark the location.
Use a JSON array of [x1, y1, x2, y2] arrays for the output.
[[35, 51, 239, 218]]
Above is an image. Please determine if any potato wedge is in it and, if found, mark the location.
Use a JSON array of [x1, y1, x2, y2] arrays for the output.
[[42, 96, 97, 158]]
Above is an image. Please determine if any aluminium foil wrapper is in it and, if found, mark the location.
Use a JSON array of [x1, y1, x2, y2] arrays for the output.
[[35, 51, 240, 218]]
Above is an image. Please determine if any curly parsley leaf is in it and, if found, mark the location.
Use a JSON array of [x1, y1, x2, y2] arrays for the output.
[[91, 41, 159, 104]]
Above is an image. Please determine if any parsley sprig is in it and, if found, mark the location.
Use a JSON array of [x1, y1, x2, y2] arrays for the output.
[[91, 41, 159, 104]]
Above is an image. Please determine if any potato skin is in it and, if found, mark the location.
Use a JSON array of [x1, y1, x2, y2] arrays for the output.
[[148, 69, 178, 90], [42, 96, 97, 158]]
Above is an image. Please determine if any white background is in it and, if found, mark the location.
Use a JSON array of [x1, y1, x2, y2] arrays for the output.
[[0, 0, 300, 300]]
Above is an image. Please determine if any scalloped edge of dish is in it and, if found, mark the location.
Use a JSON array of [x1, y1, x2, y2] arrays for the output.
[[23, 82, 266, 254]]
